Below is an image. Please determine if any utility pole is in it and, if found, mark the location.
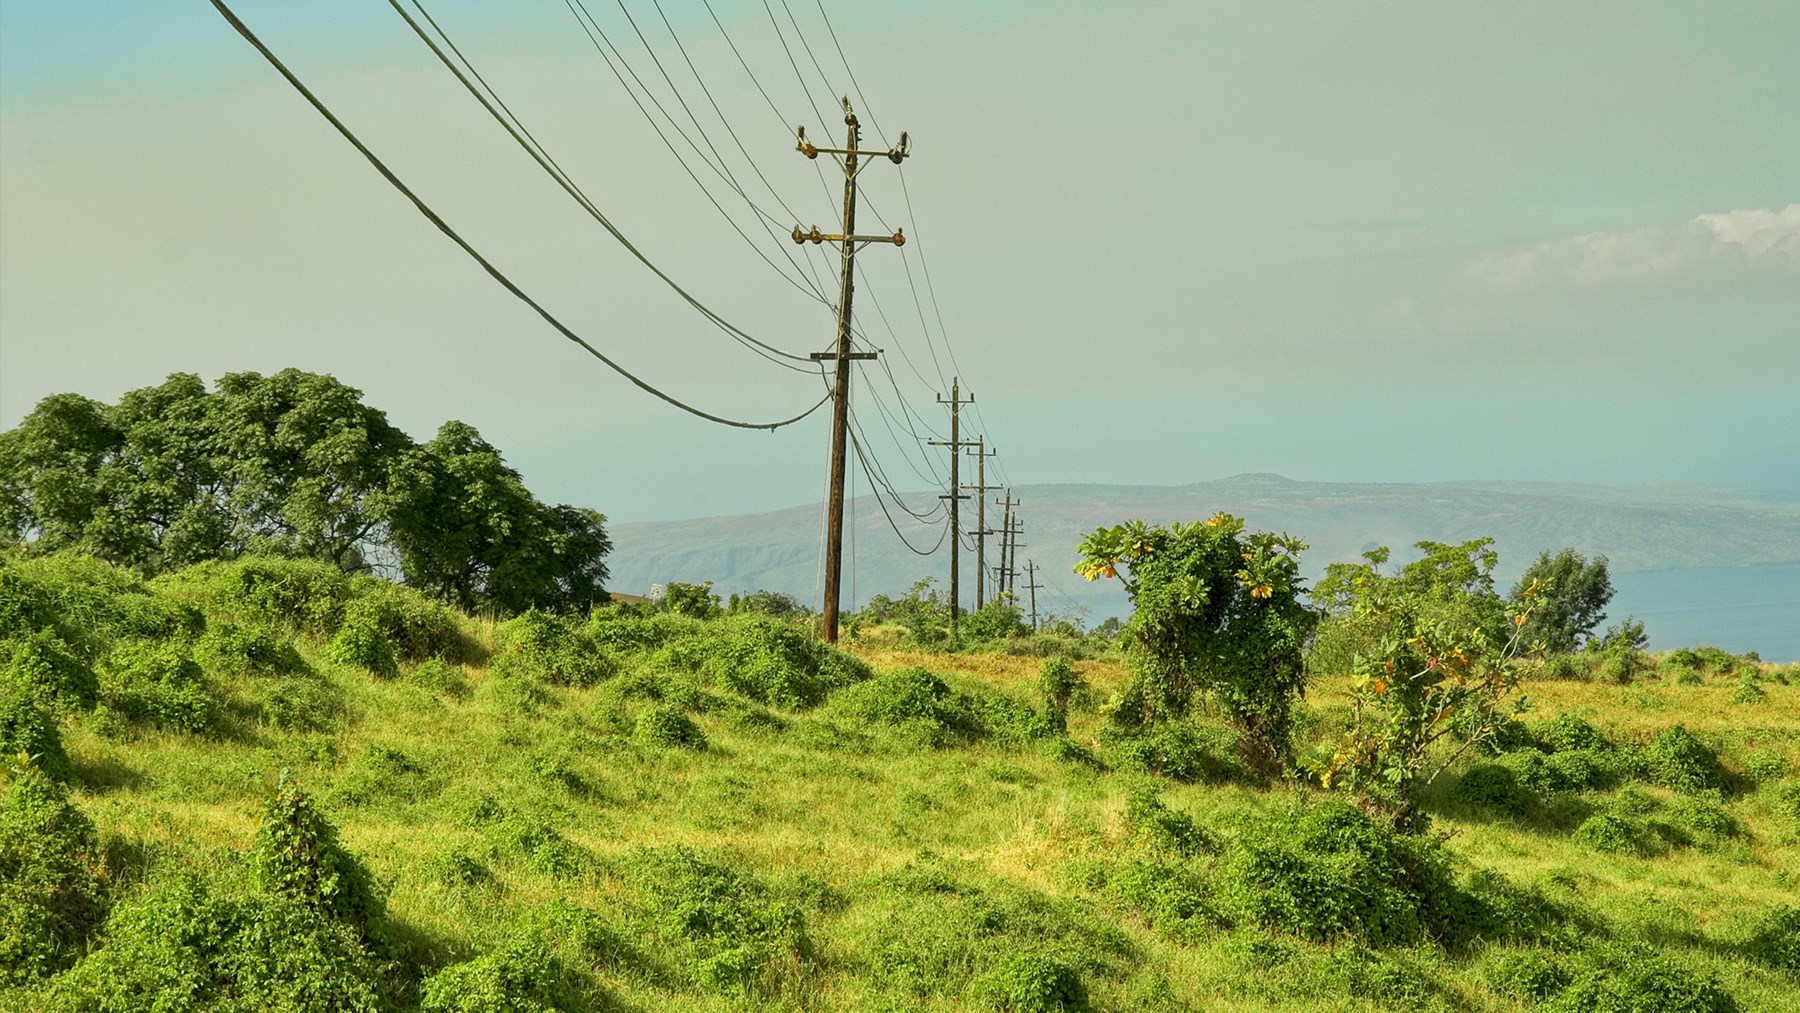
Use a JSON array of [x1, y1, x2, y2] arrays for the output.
[[995, 491, 1020, 598], [1003, 510, 1027, 598], [1024, 560, 1042, 631], [795, 100, 909, 643], [929, 378, 975, 631], [963, 440, 1000, 609]]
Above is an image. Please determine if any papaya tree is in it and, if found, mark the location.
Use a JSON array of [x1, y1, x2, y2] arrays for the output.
[[1075, 513, 1316, 772]]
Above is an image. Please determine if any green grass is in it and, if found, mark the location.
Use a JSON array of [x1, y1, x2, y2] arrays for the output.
[[3, 554, 1798, 1011]]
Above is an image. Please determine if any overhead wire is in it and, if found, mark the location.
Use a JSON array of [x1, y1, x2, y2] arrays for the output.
[[389, 0, 822, 370], [849, 423, 950, 556], [559, 0, 833, 311], [208, 0, 827, 429]]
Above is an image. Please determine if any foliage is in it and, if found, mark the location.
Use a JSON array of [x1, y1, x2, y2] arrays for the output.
[[194, 620, 308, 678], [1641, 725, 1725, 795], [975, 950, 1089, 1012], [0, 689, 73, 781], [1076, 514, 1315, 771], [0, 761, 106, 984], [1510, 548, 1614, 654], [963, 598, 1031, 641], [1736, 905, 1800, 972], [1310, 540, 1542, 819], [1213, 797, 1476, 947], [252, 779, 385, 934], [827, 666, 1049, 748], [1038, 656, 1084, 734], [157, 554, 351, 636], [100, 640, 215, 734], [344, 576, 472, 662], [419, 938, 586, 1013], [492, 609, 616, 687], [663, 580, 722, 618], [2, 629, 97, 713], [322, 603, 399, 678], [1100, 720, 1252, 785], [1542, 951, 1739, 1013], [623, 847, 811, 993], [634, 704, 708, 751], [690, 613, 871, 709]]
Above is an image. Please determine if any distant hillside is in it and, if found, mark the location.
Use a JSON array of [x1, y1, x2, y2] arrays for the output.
[[607, 474, 1800, 622]]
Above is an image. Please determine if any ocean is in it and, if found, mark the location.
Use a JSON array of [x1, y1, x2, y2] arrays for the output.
[[1610, 562, 1800, 664]]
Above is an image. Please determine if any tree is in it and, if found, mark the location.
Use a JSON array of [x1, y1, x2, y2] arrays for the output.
[[1510, 548, 1612, 654], [1075, 514, 1316, 772]]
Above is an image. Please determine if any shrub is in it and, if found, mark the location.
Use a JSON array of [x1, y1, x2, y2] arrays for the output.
[[1215, 797, 1472, 946], [1544, 954, 1739, 1013], [331, 744, 431, 807], [99, 641, 215, 735], [1770, 779, 1800, 831], [195, 620, 307, 677], [43, 870, 388, 1012], [407, 658, 470, 699], [1535, 714, 1611, 753], [259, 675, 342, 733], [698, 614, 871, 710], [420, 939, 584, 1013], [1731, 672, 1766, 705], [5, 553, 202, 658], [344, 576, 470, 661], [425, 849, 492, 889], [1479, 948, 1572, 1002], [1571, 812, 1649, 856], [323, 603, 399, 679], [1107, 858, 1226, 940], [634, 704, 707, 751], [152, 555, 350, 635], [1039, 656, 1083, 735], [1124, 788, 1217, 856], [1452, 763, 1535, 817], [623, 847, 809, 993], [487, 813, 589, 879], [2, 630, 97, 712], [0, 689, 72, 782], [1642, 725, 1725, 795], [0, 763, 105, 984], [1495, 749, 1576, 797], [1741, 749, 1788, 783], [493, 610, 615, 688], [252, 780, 384, 933], [976, 951, 1088, 1012], [1737, 905, 1800, 972], [1101, 721, 1251, 784]]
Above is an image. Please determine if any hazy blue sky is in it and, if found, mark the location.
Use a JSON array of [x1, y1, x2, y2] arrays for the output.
[[3, 1, 1796, 524]]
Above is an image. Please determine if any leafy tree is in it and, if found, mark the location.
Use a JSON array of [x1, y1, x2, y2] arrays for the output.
[[1510, 548, 1613, 654], [662, 580, 721, 618], [1310, 541, 1543, 823], [1075, 513, 1316, 772]]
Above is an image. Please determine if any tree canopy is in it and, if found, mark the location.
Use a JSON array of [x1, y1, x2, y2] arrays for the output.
[[1, 370, 609, 614]]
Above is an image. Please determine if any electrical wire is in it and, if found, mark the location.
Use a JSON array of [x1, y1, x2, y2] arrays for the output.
[[389, 0, 822, 370], [209, 0, 829, 430], [849, 424, 949, 556]]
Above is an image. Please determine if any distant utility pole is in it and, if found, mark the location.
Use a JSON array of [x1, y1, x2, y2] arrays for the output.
[[929, 378, 975, 630], [963, 440, 1000, 609], [1024, 559, 1042, 631], [1004, 511, 1027, 598], [795, 100, 909, 643], [995, 490, 1020, 598]]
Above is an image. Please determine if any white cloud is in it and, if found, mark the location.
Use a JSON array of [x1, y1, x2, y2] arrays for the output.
[[1472, 203, 1800, 294]]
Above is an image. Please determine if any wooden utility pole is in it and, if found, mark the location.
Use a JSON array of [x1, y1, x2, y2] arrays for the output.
[[929, 378, 975, 630], [963, 440, 1000, 609], [795, 101, 909, 643], [995, 491, 1020, 598], [1024, 560, 1042, 631]]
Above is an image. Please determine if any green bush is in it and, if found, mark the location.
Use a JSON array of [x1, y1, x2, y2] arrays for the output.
[[493, 610, 616, 688], [331, 744, 431, 807], [154, 555, 350, 635], [1741, 749, 1788, 783], [634, 704, 707, 751], [406, 658, 471, 699], [698, 614, 871, 710], [1665, 796, 1739, 847], [1543, 954, 1738, 1013], [1731, 672, 1766, 704], [1535, 714, 1611, 753], [1571, 812, 1650, 856], [1124, 788, 1217, 856], [1215, 797, 1473, 946], [1101, 720, 1250, 784], [1479, 948, 1572, 1001], [1736, 905, 1800, 972], [258, 674, 342, 733], [0, 691, 71, 782], [487, 813, 589, 879], [976, 951, 1088, 1012], [1495, 748, 1577, 797], [420, 938, 585, 1013], [2, 630, 97, 712], [1106, 858, 1225, 940], [623, 846, 809, 993], [41, 870, 388, 1012], [5, 553, 202, 659], [1452, 763, 1536, 817], [100, 640, 215, 734], [0, 764, 105, 984], [1642, 725, 1726, 795], [194, 620, 307, 677], [344, 576, 470, 661], [1038, 656, 1084, 735], [1770, 779, 1800, 831], [323, 603, 399, 679], [252, 780, 384, 934]]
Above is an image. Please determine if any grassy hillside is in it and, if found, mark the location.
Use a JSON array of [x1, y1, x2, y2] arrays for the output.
[[3, 553, 1798, 1011]]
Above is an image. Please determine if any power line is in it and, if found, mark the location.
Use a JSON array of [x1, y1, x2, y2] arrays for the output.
[[209, 0, 828, 430], [389, 0, 822, 369], [850, 424, 949, 556]]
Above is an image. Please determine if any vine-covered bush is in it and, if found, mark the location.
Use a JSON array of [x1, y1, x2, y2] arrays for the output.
[[493, 610, 616, 687], [0, 691, 71, 781], [195, 620, 307, 677], [826, 666, 1048, 748], [252, 780, 385, 935], [1100, 720, 1251, 785], [2, 630, 97, 713], [634, 704, 707, 751], [100, 640, 215, 734], [154, 555, 351, 636], [0, 763, 106, 984], [1641, 725, 1725, 795], [623, 847, 811, 994]]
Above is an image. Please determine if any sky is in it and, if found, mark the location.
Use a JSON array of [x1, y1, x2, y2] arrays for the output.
[[2, 0, 1797, 526]]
